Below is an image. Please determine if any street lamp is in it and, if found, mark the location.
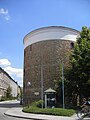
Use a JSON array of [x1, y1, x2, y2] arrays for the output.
[[27, 81, 31, 87], [41, 65, 44, 108], [62, 63, 65, 109], [27, 81, 31, 107]]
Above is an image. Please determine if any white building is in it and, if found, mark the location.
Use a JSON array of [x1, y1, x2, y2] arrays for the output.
[[0, 67, 20, 99], [10, 79, 18, 97]]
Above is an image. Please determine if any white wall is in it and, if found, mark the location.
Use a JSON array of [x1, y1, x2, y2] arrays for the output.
[[10, 80, 18, 97], [24, 26, 79, 49], [0, 72, 10, 97]]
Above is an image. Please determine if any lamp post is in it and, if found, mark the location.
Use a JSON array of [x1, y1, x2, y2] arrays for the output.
[[41, 65, 43, 108], [40, 62, 65, 109], [27, 81, 31, 107], [27, 81, 31, 87], [62, 63, 65, 109]]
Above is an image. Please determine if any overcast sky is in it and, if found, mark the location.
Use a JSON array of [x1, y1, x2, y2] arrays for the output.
[[0, 0, 90, 86]]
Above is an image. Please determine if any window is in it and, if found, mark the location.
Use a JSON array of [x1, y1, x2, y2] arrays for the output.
[[24, 50, 26, 56], [70, 42, 74, 49], [30, 45, 32, 51]]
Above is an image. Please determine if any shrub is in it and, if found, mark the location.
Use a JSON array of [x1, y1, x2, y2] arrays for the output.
[[23, 101, 75, 117], [0, 96, 6, 101], [31, 100, 44, 108], [0, 96, 16, 101], [23, 107, 75, 116]]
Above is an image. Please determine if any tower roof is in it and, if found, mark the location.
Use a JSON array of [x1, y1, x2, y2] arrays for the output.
[[44, 88, 56, 93], [23, 26, 79, 49]]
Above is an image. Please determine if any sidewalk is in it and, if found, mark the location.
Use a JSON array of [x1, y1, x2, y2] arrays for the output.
[[5, 107, 78, 120]]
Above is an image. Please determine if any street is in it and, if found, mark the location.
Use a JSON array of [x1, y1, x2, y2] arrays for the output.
[[0, 100, 32, 120], [1, 100, 90, 120]]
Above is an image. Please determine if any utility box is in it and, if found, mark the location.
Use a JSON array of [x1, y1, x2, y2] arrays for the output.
[[44, 88, 56, 108]]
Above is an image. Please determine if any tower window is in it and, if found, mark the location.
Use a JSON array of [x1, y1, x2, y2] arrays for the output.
[[30, 45, 32, 51], [70, 42, 74, 49], [24, 50, 26, 56]]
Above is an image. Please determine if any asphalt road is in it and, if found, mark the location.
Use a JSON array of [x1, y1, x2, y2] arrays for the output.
[[0, 100, 32, 120], [1, 100, 90, 120]]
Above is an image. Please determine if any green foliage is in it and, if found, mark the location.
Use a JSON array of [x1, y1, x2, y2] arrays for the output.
[[6, 86, 12, 98], [54, 26, 90, 107], [31, 100, 44, 108], [0, 96, 7, 101], [67, 26, 90, 103], [20, 87, 23, 98], [54, 64, 71, 107], [23, 101, 75, 116], [0, 96, 15, 101]]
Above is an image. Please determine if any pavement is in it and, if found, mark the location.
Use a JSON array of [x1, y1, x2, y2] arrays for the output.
[[4, 107, 78, 120]]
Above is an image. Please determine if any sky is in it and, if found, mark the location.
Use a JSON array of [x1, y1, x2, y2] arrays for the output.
[[0, 0, 90, 87]]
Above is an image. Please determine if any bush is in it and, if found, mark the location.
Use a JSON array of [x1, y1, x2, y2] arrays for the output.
[[0, 96, 16, 101], [23, 101, 75, 117], [23, 107, 75, 116], [31, 100, 44, 108], [0, 96, 6, 101]]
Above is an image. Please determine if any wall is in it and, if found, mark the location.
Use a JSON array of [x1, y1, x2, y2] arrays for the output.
[[23, 26, 79, 105]]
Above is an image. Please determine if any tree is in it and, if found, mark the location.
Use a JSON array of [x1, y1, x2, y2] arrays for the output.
[[54, 65, 70, 107], [54, 26, 90, 107], [6, 86, 12, 98], [69, 26, 90, 104]]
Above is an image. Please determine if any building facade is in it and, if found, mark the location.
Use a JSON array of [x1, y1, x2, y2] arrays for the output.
[[23, 26, 79, 105], [0, 67, 20, 99]]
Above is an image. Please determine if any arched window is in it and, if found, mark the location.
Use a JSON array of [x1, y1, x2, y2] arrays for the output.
[[70, 42, 74, 49], [30, 45, 32, 51]]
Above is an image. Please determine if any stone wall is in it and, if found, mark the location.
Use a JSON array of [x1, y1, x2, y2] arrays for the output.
[[23, 39, 73, 105]]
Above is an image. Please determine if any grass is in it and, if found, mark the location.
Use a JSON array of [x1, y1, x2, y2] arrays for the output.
[[23, 107, 75, 116], [22, 102, 75, 117]]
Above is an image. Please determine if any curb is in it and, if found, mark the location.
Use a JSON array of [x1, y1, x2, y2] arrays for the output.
[[4, 107, 77, 120], [4, 112, 45, 120], [4, 112, 32, 120]]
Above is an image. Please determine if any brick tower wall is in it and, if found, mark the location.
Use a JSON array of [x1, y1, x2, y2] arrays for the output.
[[23, 39, 73, 105]]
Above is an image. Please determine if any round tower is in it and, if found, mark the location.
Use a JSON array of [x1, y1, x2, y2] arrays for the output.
[[23, 26, 79, 105]]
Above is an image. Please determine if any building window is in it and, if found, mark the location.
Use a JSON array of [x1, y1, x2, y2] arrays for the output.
[[24, 50, 26, 57], [30, 45, 32, 51], [24, 68, 25, 77], [70, 42, 74, 49]]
